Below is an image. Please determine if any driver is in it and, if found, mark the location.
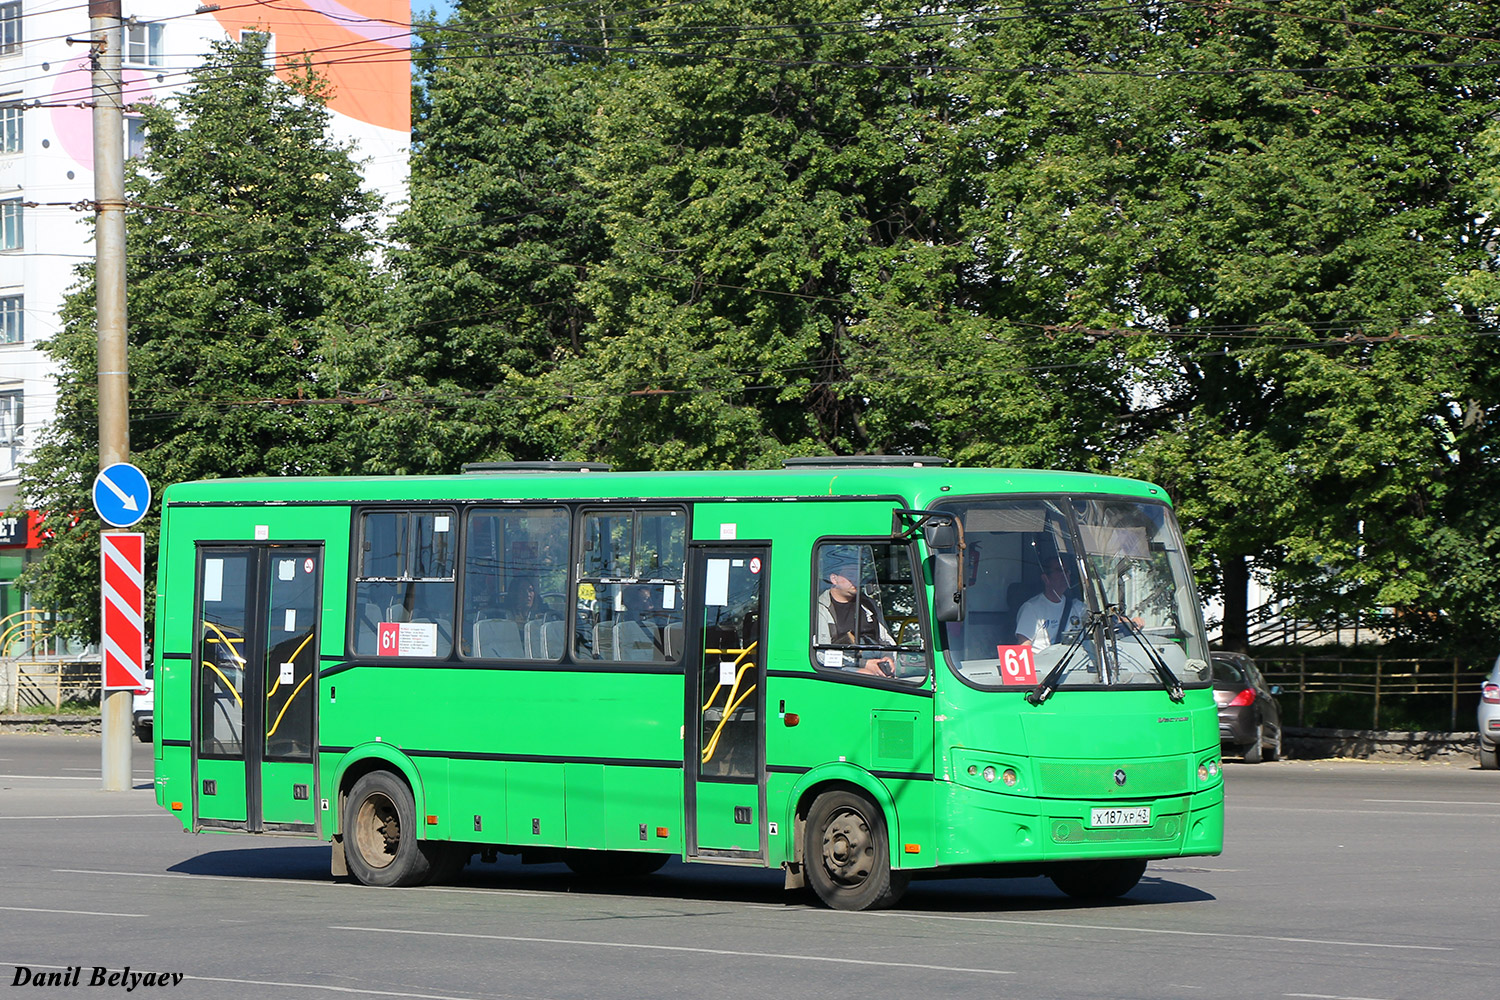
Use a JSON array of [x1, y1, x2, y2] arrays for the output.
[[814, 556, 896, 677], [1014, 555, 1082, 648]]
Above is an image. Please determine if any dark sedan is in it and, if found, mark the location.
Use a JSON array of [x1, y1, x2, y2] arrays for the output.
[[1212, 651, 1282, 763]]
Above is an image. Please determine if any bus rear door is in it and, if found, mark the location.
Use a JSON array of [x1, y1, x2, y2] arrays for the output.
[[686, 544, 768, 860], [192, 545, 321, 834]]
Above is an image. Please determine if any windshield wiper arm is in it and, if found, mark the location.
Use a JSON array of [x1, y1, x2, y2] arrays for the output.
[[1109, 607, 1185, 703], [1026, 609, 1101, 706]]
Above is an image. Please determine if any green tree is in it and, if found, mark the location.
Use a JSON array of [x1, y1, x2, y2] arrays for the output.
[[398, 2, 1500, 651], [19, 36, 393, 637]]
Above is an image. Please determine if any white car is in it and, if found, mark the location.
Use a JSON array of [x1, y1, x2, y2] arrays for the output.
[[1479, 657, 1500, 769], [132, 665, 154, 743]]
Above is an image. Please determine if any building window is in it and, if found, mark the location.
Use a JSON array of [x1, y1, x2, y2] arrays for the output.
[[0, 198, 19, 250], [0, 389, 22, 476], [125, 22, 164, 67], [0, 102, 19, 154], [126, 117, 145, 159], [240, 29, 274, 67], [0, 295, 19, 343], [0, 3, 21, 56]]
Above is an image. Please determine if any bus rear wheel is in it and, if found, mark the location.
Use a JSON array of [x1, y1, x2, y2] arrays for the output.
[[343, 771, 438, 887], [1049, 858, 1148, 899], [804, 790, 909, 911]]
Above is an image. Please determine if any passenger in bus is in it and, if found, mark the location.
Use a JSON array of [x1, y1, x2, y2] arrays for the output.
[[815, 558, 897, 677], [1013, 556, 1083, 648], [502, 577, 552, 623], [621, 584, 662, 625]]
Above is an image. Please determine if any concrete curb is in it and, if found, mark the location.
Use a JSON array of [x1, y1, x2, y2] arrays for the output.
[[0, 715, 102, 733], [1284, 727, 1478, 762]]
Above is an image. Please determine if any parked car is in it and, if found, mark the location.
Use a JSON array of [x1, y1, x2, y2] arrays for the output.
[[132, 665, 153, 743], [1478, 657, 1500, 769], [1212, 651, 1282, 763]]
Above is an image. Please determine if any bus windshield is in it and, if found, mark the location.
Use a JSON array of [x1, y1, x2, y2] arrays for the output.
[[937, 495, 1210, 690]]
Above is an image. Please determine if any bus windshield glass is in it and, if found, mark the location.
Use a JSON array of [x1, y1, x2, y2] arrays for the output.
[[937, 496, 1210, 690]]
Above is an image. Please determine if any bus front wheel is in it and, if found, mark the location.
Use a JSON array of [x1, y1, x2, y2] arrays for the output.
[[804, 790, 909, 911], [343, 771, 438, 887]]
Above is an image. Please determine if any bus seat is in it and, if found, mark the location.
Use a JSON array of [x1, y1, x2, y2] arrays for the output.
[[594, 622, 617, 660], [614, 620, 656, 660], [539, 619, 564, 658], [355, 603, 381, 655], [963, 611, 1011, 658], [475, 618, 524, 658], [662, 621, 684, 660], [385, 604, 411, 622]]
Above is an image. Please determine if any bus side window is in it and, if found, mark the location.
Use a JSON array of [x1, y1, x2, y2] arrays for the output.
[[351, 509, 456, 658], [576, 508, 686, 663], [460, 507, 569, 661], [811, 540, 928, 682]]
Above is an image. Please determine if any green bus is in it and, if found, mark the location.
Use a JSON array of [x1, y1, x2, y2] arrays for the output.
[[149, 458, 1223, 910]]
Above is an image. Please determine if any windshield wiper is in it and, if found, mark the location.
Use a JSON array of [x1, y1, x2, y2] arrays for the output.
[[1108, 607, 1185, 703], [1026, 609, 1101, 706]]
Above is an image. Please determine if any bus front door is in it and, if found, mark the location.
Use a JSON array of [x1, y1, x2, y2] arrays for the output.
[[686, 545, 768, 860], [193, 545, 321, 834]]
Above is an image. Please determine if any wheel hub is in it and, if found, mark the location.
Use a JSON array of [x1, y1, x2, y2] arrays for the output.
[[820, 808, 873, 886]]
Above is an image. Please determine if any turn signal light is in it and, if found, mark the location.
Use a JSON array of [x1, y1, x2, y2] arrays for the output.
[[1483, 682, 1500, 705]]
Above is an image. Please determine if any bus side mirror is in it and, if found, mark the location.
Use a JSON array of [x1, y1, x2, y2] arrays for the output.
[[933, 553, 965, 622], [923, 521, 957, 549]]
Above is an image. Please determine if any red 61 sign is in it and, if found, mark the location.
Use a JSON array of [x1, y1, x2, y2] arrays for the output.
[[995, 644, 1038, 685]]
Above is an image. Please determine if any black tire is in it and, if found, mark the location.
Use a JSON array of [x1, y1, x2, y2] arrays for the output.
[[1050, 858, 1148, 899], [1263, 726, 1281, 763], [342, 771, 438, 887], [1480, 742, 1498, 770], [1242, 724, 1264, 764], [564, 850, 669, 879], [804, 789, 910, 911]]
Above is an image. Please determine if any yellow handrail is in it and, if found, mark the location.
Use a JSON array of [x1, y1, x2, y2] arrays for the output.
[[265, 631, 315, 702], [700, 641, 760, 765], [266, 671, 313, 739], [700, 642, 757, 713], [702, 679, 757, 764], [203, 661, 243, 707]]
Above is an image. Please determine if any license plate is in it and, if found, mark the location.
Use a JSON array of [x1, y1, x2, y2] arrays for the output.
[[1090, 806, 1151, 828]]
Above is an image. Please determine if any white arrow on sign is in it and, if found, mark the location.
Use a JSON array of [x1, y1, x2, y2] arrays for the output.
[[98, 470, 140, 512]]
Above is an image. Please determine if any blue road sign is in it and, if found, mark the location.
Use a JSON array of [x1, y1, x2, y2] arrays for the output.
[[93, 463, 152, 528]]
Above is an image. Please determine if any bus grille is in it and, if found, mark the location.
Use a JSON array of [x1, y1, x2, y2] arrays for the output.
[[1033, 759, 1189, 798]]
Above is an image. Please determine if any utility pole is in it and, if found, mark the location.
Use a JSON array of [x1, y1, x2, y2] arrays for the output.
[[90, 0, 131, 792]]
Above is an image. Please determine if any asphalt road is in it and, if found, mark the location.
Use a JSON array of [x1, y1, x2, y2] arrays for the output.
[[1, 733, 1494, 1000]]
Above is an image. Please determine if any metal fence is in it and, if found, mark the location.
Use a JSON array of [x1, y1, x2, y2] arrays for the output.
[[1255, 655, 1485, 732], [0, 658, 103, 713]]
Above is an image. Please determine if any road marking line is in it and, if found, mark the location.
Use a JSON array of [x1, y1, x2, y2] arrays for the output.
[[0, 774, 104, 781], [0, 905, 146, 917], [879, 912, 1451, 951], [1285, 994, 1398, 1000], [54, 868, 553, 898], [331, 925, 1016, 976], [0, 964, 500, 1000], [0, 814, 165, 820], [1363, 798, 1500, 806], [1231, 805, 1492, 819]]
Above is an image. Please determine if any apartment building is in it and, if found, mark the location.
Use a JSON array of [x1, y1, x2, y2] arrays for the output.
[[0, 0, 410, 622]]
